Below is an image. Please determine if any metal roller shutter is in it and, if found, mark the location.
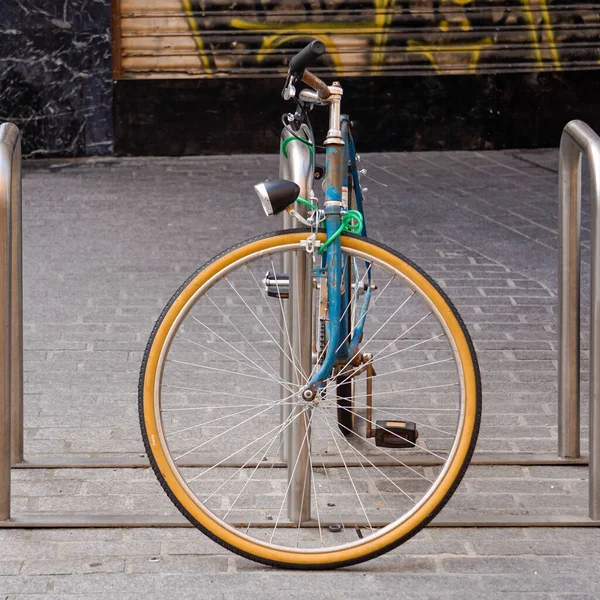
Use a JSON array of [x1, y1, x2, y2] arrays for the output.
[[116, 1, 600, 79]]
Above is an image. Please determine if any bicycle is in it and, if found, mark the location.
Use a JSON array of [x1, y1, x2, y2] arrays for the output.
[[139, 41, 481, 570]]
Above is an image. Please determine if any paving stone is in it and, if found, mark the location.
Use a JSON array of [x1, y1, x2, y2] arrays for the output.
[[18, 530, 123, 542], [0, 575, 50, 593], [527, 467, 588, 480], [0, 536, 60, 559], [21, 558, 125, 575], [479, 574, 598, 594], [536, 556, 600, 574], [161, 537, 230, 556], [471, 539, 571, 557], [59, 540, 162, 559], [441, 556, 543, 574], [0, 561, 23, 575], [5, 149, 597, 595], [128, 554, 229, 573]]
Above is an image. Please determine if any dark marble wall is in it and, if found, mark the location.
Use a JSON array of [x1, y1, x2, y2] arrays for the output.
[[0, 1, 112, 157]]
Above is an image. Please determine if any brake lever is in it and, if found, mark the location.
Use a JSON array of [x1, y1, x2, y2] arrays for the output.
[[281, 73, 297, 101]]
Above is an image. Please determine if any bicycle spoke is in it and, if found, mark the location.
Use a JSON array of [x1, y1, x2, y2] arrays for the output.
[[166, 401, 286, 438], [303, 265, 374, 387], [175, 332, 295, 394], [336, 382, 460, 400], [332, 275, 400, 380], [201, 296, 284, 384], [162, 402, 297, 412], [168, 358, 301, 386], [176, 398, 288, 462], [186, 406, 304, 483], [372, 332, 445, 364], [343, 408, 448, 461], [322, 395, 458, 437], [335, 314, 438, 390], [366, 312, 433, 363], [368, 357, 455, 381], [247, 259, 304, 381], [295, 410, 314, 544], [319, 408, 415, 507], [269, 406, 315, 543], [209, 408, 300, 509], [244, 413, 296, 534], [318, 408, 374, 532], [339, 427, 435, 483], [224, 276, 305, 382], [161, 383, 267, 403], [267, 255, 304, 373], [314, 445, 348, 537], [306, 433, 323, 548]]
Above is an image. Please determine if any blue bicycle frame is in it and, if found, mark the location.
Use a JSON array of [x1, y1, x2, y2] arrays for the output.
[[304, 116, 371, 393]]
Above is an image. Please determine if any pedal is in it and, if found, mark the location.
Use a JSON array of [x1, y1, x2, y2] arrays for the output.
[[375, 420, 418, 449], [263, 271, 289, 298]]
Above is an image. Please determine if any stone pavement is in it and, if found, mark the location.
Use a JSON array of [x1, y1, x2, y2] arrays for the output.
[[2, 150, 598, 598]]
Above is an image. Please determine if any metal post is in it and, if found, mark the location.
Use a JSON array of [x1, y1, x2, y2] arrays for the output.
[[558, 132, 582, 458], [0, 123, 18, 521], [280, 132, 313, 523], [287, 253, 313, 523], [279, 138, 292, 463], [10, 131, 22, 466], [558, 120, 600, 520], [590, 158, 600, 521]]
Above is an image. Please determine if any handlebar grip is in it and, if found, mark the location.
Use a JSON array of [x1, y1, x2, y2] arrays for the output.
[[289, 40, 326, 75]]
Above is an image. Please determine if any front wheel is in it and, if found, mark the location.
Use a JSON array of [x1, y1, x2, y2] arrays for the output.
[[139, 230, 481, 569]]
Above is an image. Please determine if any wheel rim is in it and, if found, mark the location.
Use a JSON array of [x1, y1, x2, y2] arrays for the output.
[[142, 232, 479, 566]]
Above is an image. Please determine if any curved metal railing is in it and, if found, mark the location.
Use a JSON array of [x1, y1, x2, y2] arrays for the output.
[[0, 123, 22, 521], [558, 119, 600, 519]]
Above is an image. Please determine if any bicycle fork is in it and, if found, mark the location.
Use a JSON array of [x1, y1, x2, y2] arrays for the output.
[[303, 178, 343, 396]]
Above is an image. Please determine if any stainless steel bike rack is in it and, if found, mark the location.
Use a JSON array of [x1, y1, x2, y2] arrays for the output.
[[0, 122, 23, 523], [558, 119, 600, 520], [279, 132, 313, 523], [2, 120, 599, 529]]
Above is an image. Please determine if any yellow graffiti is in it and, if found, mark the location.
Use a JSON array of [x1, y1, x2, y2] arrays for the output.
[[406, 0, 491, 75], [520, 0, 562, 71], [406, 39, 494, 74], [539, 0, 562, 70], [229, 20, 344, 73], [181, 0, 212, 73], [442, 0, 474, 6], [521, 0, 544, 69], [230, 1, 397, 76], [182, 0, 566, 77], [372, 0, 395, 71]]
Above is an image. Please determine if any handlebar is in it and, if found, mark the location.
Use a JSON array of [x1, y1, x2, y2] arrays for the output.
[[289, 40, 325, 75], [301, 70, 331, 100], [287, 41, 331, 101]]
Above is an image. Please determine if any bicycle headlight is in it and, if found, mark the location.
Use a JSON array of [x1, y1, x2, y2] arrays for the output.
[[254, 180, 300, 216]]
